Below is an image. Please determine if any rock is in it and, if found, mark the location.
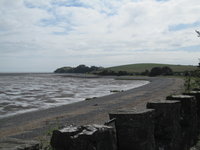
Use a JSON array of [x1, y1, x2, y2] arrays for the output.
[[50, 124, 117, 150], [109, 108, 155, 150], [147, 100, 181, 150], [167, 95, 198, 148]]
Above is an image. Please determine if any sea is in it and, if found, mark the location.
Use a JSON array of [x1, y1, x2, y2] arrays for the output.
[[0, 73, 149, 119]]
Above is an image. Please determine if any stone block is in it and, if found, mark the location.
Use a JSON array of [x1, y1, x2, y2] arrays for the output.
[[166, 95, 198, 148], [109, 108, 155, 150], [50, 124, 117, 150], [147, 100, 181, 150], [183, 91, 200, 130], [104, 118, 116, 129]]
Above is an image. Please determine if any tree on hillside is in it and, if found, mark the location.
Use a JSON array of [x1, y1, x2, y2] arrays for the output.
[[54, 65, 102, 73], [162, 66, 173, 75], [149, 67, 162, 76], [149, 66, 173, 76], [90, 66, 101, 72], [141, 69, 149, 76], [73, 65, 90, 73], [54, 67, 72, 73]]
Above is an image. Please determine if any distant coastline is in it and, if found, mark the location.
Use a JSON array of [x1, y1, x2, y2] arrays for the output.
[[54, 63, 197, 77]]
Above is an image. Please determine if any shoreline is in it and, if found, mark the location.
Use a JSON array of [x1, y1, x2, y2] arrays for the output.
[[0, 77, 184, 140], [0, 75, 149, 119]]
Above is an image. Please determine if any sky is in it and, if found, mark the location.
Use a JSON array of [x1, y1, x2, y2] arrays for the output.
[[0, 0, 200, 72]]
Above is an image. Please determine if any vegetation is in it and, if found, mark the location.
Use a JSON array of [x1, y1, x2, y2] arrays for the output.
[[54, 63, 196, 77], [184, 68, 200, 92], [54, 65, 102, 73], [107, 63, 196, 74], [149, 66, 173, 76], [54, 65, 133, 76], [96, 66, 173, 77], [38, 126, 60, 150], [183, 33, 200, 92], [54, 67, 72, 73], [184, 72, 193, 92], [95, 69, 131, 76]]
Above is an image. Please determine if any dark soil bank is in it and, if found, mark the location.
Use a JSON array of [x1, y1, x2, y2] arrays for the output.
[[0, 77, 184, 140]]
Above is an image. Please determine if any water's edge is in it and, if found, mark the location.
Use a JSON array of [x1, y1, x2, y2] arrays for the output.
[[0, 73, 149, 119]]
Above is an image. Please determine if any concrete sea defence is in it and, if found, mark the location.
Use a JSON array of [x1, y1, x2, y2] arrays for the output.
[[50, 93, 200, 150]]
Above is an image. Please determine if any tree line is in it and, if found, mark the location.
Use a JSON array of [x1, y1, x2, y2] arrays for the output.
[[54, 65, 174, 77], [54, 65, 102, 73]]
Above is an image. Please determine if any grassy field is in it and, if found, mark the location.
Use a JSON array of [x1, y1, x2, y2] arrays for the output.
[[106, 63, 197, 73]]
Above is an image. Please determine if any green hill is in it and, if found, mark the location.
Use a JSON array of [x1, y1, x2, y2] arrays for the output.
[[106, 63, 197, 73]]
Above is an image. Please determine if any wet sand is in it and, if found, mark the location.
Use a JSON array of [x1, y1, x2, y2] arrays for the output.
[[0, 77, 184, 140]]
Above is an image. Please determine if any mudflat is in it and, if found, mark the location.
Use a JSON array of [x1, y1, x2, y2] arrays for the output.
[[0, 77, 184, 140]]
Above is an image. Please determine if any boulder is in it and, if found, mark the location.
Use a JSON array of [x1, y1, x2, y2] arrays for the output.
[[50, 124, 117, 150]]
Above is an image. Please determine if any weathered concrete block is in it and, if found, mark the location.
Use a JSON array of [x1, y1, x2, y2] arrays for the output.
[[104, 118, 117, 138], [50, 124, 117, 150], [166, 95, 198, 148], [109, 108, 155, 150], [147, 100, 181, 150], [183, 91, 200, 131]]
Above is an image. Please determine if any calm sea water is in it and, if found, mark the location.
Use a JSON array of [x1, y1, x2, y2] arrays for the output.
[[0, 73, 149, 118]]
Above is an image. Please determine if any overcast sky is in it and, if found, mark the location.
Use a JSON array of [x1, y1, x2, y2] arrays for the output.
[[0, 0, 200, 72]]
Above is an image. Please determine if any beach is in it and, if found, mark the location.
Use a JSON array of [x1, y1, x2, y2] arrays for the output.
[[0, 77, 184, 140]]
